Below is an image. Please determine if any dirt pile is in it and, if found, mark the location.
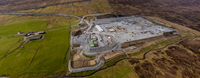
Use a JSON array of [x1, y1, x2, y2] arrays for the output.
[[72, 44, 80, 47], [108, 0, 200, 31], [72, 30, 82, 36], [96, 14, 131, 19], [128, 59, 139, 65], [121, 35, 163, 48], [163, 32, 173, 37]]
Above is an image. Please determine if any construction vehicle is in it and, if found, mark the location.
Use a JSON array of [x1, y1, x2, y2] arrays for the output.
[[130, 34, 133, 37], [107, 40, 112, 44]]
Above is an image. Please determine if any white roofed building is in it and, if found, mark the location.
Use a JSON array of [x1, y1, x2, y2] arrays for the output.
[[95, 25, 103, 32]]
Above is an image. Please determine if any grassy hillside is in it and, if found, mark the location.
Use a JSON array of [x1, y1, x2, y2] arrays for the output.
[[0, 39, 42, 76], [0, 36, 22, 58], [0, 14, 76, 77], [26, 28, 70, 77], [15, 0, 113, 16], [0, 0, 60, 12], [0, 19, 47, 35], [0, 27, 71, 77]]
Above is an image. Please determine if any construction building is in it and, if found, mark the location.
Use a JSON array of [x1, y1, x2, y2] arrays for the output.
[[95, 25, 103, 32]]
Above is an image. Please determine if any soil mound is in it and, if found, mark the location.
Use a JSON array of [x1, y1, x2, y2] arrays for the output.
[[128, 59, 139, 65], [72, 30, 82, 36], [163, 32, 173, 37], [96, 14, 131, 19]]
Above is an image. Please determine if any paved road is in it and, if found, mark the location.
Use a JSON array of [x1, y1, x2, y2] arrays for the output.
[[80, 13, 111, 23]]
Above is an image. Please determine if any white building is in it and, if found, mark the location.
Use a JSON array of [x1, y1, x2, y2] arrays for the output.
[[95, 25, 103, 32], [17, 31, 23, 35]]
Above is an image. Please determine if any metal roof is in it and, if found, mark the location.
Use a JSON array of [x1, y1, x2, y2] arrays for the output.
[[95, 25, 103, 32], [29, 36, 42, 41]]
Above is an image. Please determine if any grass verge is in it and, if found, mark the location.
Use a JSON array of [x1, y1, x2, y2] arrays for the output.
[[83, 53, 96, 58]]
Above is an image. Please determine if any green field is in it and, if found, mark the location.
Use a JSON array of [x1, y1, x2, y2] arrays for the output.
[[0, 36, 21, 58], [0, 19, 47, 35], [0, 18, 72, 77], [0, 39, 42, 76], [25, 28, 70, 77], [0, 28, 71, 77]]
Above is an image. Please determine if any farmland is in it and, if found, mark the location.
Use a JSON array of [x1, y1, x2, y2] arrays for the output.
[[0, 16, 74, 77], [0, 36, 22, 58], [0, 39, 42, 76], [0, 19, 47, 35], [24, 28, 71, 77]]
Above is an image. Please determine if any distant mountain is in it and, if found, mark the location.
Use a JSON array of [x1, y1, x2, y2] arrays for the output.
[[0, 0, 60, 12]]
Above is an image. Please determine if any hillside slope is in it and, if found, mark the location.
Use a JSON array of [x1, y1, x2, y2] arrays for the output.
[[0, 0, 61, 12], [109, 0, 200, 31]]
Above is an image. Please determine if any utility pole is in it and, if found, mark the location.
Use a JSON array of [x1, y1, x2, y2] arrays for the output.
[[117, 15, 119, 26]]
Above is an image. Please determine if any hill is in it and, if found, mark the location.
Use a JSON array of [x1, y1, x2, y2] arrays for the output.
[[0, 0, 60, 12], [108, 0, 200, 31]]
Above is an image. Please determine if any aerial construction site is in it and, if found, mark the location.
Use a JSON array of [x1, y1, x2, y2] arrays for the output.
[[69, 15, 179, 73]]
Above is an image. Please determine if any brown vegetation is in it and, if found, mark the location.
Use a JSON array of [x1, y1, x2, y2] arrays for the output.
[[179, 40, 200, 54], [134, 62, 156, 78], [132, 40, 200, 78], [128, 59, 139, 65], [0, 0, 60, 12]]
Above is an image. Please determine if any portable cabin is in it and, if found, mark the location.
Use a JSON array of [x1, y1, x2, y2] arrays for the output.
[[90, 44, 94, 47], [93, 38, 97, 41]]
